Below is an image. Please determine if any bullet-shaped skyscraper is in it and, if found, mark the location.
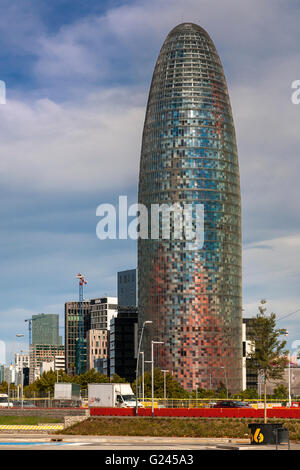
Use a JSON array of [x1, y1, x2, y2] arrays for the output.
[[138, 23, 242, 392]]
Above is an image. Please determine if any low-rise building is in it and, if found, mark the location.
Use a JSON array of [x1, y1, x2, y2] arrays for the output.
[[242, 318, 257, 390], [29, 344, 65, 383]]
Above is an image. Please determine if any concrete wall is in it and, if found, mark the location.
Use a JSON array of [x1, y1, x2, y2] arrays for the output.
[[0, 408, 89, 419]]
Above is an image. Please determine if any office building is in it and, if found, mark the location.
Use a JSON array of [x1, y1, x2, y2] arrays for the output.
[[90, 297, 118, 330], [54, 355, 65, 371], [109, 307, 138, 382], [87, 329, 109, 370], [0, 365, 13, 384], [118, 269, 137, 307], [15, 353, 30, 373], [29, 344, 64, 383], [31, 314, 61, 346], [40, 361, 55, 375], [14, 353, 30, 387], [138, 23, 242, 391], [65, 300, 91, 375], [65, 297, 117, 375], [242, 319, 256, 390]]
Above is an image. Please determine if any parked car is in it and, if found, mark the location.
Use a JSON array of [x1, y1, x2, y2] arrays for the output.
[[208, 401, 217, 407], [12, 400, 36, 408], [213, 400, 252, 408]]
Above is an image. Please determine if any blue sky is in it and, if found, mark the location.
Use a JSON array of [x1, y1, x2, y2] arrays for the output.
[[1, 0, 300, 358]]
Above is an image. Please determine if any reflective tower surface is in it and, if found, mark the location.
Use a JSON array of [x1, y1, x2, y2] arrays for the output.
[[138, 23, 242, 392]]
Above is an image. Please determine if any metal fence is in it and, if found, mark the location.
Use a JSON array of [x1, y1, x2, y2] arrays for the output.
[[133, 398, 291, 409], [2, 395, 298, 409]]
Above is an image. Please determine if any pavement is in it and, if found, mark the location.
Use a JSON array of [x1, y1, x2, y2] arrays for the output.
[[0, 434, 295, 450]]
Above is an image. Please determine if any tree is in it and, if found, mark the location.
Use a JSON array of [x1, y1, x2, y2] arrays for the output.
[[111, 374, 127, 383], [191, 387, 215, 399], [216, 381, 230, 398], [27, 369, 112, 395], [247, 299, 288, 423], [73, 369, 110, 389], [233, 388, 258, 400], [35, 370, 59, 394], [132, 369, 189, 399], [22, 369, 130, 397], [273, 384, 288, 399], [0, 382, 8, 394]]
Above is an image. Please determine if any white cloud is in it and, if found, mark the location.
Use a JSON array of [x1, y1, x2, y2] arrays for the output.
[[243, 235, 300, 320], [244, 235, 300, 284], [0, 89, 145, 192]]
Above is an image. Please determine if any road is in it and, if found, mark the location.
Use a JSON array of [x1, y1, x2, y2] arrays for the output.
[[0, 434, 295, 450]]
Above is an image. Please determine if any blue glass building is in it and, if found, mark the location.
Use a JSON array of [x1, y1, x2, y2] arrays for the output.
[[117, 269, 137, 307], [138, 23, 242, 392]]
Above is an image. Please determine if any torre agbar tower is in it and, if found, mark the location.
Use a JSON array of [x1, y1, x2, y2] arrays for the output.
[[138, 23, 242, 392]]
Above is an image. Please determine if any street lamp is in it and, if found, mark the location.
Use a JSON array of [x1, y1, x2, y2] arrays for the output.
[[161, 370, 169, 405], [135, 321, 152, 415], [151, 341, 164, 417], [140, 351, 145, 403], [8, 334, 24, 406], [282, 329, 291, 407], [221, 366, 228, 399]]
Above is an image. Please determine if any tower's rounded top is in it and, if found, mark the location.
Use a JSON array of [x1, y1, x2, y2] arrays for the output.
[[167, 22, 210, 38]]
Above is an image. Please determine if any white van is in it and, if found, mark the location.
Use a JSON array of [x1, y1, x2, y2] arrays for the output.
[[0, 394, 13, 408], [88, 383, 143, 408]]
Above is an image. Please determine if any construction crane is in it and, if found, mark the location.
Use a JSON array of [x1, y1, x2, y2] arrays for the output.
[[76, 273, 87, 375], [24, 317, 39, 345]]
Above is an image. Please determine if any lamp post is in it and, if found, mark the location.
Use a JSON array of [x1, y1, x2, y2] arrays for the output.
[[135, 321, 152, 415], [8, 334, 24, 407], [21, 370, 24, 409], [140, 351, 145, 403], [258, 370, 262, 403], [161, 370, 169, 405], [283, 329, 291, 407], [151, 341, 164, 417], [18, 349, 25, 409], [279, 329, 291, 407], [288, 352, 291, 407], [221, 366, 228, 399]]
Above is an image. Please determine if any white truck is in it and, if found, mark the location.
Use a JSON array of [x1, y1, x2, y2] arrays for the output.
[[54, 383, 81, 400], [53, 383, 82, 407], [88, 383, 143, 408], [0, 394, 13, 408]]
